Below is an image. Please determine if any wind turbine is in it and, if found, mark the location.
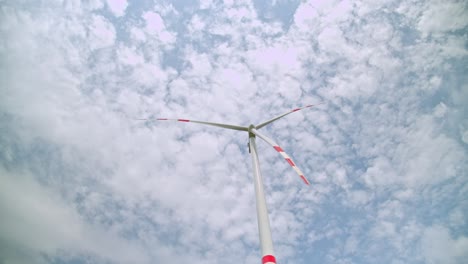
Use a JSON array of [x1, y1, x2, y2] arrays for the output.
[[138, 103, 322, 264]]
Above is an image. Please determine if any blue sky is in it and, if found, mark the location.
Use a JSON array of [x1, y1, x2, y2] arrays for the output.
[[1, 0, 467, 263]]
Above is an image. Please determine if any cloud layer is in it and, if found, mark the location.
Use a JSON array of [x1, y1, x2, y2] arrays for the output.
[[1, 0, 467, 263]]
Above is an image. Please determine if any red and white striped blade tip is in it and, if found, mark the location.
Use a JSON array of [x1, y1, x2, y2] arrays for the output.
[[272, 146, 310, 186]]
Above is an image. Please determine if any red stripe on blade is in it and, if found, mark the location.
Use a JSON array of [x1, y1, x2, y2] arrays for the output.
[[285, 158, 295, 167], [273, 146, 284, 152], [300, 175, 310, 185], [262, 255, 276, 264], [292, 108, 301, 112], [178, 119, 190, 122]]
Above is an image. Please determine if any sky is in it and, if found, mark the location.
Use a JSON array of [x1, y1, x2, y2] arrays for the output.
[[0, 0, 467, 263]]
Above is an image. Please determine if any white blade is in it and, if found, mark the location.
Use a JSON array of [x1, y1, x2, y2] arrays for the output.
[[256, 103, 323, 129], [136, 118, 249, 131], [251, 128, 310, 185]]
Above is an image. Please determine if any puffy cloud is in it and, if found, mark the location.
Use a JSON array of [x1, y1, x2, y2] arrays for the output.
[[89, 14, 116, 50], [142, 11, 176, 44], [421, 225, 468, 264], [106, 0, 128, 17], [418, 1, 468, 37], [0, 169, 149, 264]]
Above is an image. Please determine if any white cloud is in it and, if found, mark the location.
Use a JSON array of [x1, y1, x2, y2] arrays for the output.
[[199, 0, 214, 10], [418, 1, 468, 37], [449, 210, 465, 228], [144, 11, 165, 32], [318, 26, 346, 52], [462, 130, 468, 144], [399, 116, 464, 187], [0, 169, 149, 264], [247, 44, 303, 75], [185, 50, 213, 77], [117, 44, 144, 66], [344, 235, 358, 255], [363, 156, 398, 187], [88, 14, 116, 50], [129, 26, 146, 42], [106, 0, 128, 17], [142, 11, 176, 44], [189, 14, 206, 32], [421, 225, 468, 264], [347, 190, 370, 206]]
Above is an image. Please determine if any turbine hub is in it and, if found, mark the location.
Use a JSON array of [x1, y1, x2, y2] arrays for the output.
[[248, 124, 256, 138]]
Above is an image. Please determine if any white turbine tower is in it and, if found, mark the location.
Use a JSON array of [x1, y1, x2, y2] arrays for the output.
[[138, 103, 322, 264]]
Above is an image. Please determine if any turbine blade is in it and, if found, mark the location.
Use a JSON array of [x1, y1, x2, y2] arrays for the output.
[[251, 128, 310, 185], [256, 103, 323, 129], [136, 118, 249, 131]]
